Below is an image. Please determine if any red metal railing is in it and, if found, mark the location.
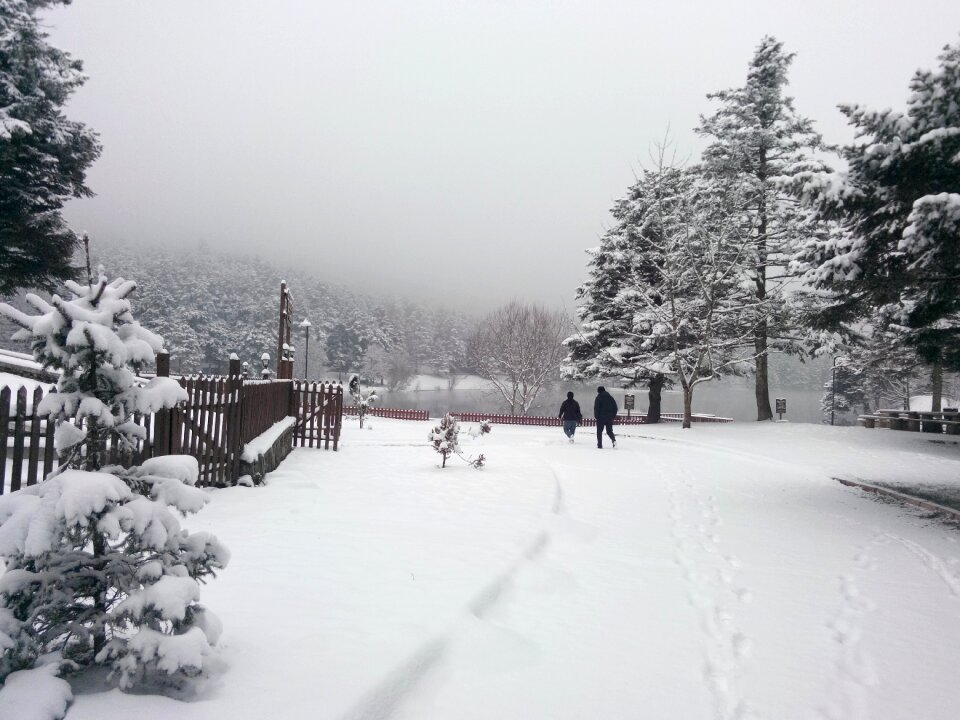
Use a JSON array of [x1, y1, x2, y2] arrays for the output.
[[343, 406, 429, 421]]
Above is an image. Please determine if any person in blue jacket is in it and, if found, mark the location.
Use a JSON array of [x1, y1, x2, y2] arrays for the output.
[[594, 386, 618, 449], [558, 391, 582, 443]]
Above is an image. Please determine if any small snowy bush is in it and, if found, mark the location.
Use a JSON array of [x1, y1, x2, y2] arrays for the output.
[[348, 373, 378, 429], [428, 414, 486, 469], [467, 420, 492, 439]]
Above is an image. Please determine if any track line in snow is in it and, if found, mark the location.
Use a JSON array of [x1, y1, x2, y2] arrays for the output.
[[341, 641, 447, 720], [340, 453, 567, 720], [883, 533, 960, 597]]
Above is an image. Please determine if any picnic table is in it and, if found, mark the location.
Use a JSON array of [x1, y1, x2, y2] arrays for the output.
[[859, 408, 960, 434]]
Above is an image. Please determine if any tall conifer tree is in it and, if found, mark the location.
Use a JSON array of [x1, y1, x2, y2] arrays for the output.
[[0, 0, 101, 294], [697, 36, 828, 420], [788, 38, 960, 409]]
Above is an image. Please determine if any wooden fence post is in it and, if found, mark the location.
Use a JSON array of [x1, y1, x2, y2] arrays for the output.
[[153, 352, 172, 457], [226, 359, 245, 484], [288, 379, 298, 420], [0, 386, 9, 493]]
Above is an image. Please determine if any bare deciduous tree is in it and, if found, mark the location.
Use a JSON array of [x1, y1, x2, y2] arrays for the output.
[[469, 302, 571, 415]]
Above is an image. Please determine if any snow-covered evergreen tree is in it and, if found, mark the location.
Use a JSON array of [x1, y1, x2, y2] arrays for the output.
[[324, 324, 366, 381], [428, 414, 485, 469], [0, 274, 188, 471], [384, 348, 416, 391], [0, 0, 101, 295], [429, 414, 460, 468], [0, 458, 229, 691], [588, 159, 762, 428], [697, 36, 829, 421], [787, 38, 960, 409], [566, 148, 683, 422], [0, 274, 228, 696]]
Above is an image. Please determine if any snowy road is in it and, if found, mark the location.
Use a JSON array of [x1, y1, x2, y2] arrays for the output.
[[64, 421, 960, 720]]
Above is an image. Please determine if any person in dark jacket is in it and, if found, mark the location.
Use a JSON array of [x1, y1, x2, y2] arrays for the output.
[[558, 391, 582, 442], [594, 386, 618, 449]]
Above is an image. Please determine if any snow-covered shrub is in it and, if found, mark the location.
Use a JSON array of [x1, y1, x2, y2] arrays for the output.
[[0, 663, 73, 720], [0, 273, 229, 696], [429, 414, 459, 468], [348, 373, 378, 429], [465, 419, 492, 439], [0, 460, 229, 691], [428, 414, 486, 469]]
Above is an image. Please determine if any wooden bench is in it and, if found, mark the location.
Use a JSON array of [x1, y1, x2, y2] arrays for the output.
[[859, 409, 960, 435]]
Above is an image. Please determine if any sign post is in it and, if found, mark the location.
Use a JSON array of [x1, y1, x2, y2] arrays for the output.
[[776, 398, 786, 421], [624, 393, 635, 419]]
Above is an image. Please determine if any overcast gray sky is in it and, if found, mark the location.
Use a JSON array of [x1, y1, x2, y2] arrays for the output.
[[45, 0, 960, 312]]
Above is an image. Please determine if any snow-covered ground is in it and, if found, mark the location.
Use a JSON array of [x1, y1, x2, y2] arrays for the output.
[[41, 421, 960, 719]]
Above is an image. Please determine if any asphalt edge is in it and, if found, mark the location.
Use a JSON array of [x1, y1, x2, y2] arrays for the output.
[[835, 477, 960, 522]]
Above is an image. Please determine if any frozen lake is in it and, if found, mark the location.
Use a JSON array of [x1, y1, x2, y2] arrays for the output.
[[373, 381, 827, 424]]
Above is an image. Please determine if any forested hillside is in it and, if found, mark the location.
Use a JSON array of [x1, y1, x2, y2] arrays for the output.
[[1, 241, 474, 381]]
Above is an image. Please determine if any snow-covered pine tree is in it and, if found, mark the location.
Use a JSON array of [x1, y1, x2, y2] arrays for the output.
[[0, 274, 229, 694], [834, 325, 926, 412], [787, 38, 960, 410], [566, 149, 682, 423], [596, 158, 761, 428], [429, 413, 460, 468], [428, 414, 485, 468], [0, 0, 101, 295], [0, 274, 188, 471], [324, 323, 367, 381], [697, 36, 829, 421], [399, 301, 433, 374], [0, 458, 229, 691]]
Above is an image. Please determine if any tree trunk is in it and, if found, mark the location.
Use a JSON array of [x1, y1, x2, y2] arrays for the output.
[[932, 358, 943, 412], [92, 530, 107, 659], [754, 335, 773, 421], [754, 156, 773, 422], [682, 383, 693, 429], [647, 374, 664, 424]]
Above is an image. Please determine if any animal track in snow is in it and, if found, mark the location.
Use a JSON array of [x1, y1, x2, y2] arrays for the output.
[[659, 458, 759, 720]]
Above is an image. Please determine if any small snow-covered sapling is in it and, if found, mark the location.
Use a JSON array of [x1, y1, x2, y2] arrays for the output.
[[428, 413, 488, 469], [348, 374, 378, 428]]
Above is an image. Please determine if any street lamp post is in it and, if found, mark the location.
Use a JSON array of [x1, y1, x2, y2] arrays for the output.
[[831, 356, 847, 426], [299, 318, 312, 381]]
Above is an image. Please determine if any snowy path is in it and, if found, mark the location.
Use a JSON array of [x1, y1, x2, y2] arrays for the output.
[[63, 421, 960, 720]]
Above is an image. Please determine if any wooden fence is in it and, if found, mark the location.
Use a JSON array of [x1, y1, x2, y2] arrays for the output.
[[2, 385, 56, 493], [293, 380, 343, 450], [2, 373, 344, 493]]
